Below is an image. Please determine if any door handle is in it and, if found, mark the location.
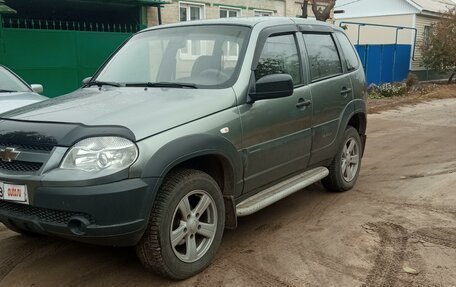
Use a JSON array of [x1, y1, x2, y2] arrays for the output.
[[296, 98, 312, 108], [341, 87, 352, 96]]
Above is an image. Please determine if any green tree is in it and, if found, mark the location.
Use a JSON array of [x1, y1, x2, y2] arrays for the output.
[[420, 8, 456, 83]]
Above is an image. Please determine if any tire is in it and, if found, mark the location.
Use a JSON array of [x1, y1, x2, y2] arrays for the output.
[[322, 126, 362, 192], [136, 169, 225, 280]]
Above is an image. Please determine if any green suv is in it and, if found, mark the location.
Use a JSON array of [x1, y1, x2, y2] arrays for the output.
[[0, 17, 367, 279]]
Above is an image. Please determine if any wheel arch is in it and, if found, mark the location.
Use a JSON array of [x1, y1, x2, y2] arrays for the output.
[[142, 134, 243, 229], [347, 112, 367, 136]]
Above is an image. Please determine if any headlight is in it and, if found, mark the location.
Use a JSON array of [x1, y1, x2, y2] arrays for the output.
[[60, 137, 138, 172]]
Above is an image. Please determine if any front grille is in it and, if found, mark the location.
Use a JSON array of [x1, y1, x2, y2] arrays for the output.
[[0, 201, 95, 225], [0, 143, 53, 152], [0, 161, 43, 172]]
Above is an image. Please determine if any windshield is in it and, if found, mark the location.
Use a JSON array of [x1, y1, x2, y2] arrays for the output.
[[94, 25, 251, 89], [0, 66, 31, 93]]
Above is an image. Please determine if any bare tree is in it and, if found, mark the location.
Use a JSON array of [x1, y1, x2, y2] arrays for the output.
[[301, 0, 309, 19], [300, 0, 336, 22]]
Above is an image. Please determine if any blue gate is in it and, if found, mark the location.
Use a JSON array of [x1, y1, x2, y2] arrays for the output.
[[339, 22, 417, 85], [355, 44, 412, 85]]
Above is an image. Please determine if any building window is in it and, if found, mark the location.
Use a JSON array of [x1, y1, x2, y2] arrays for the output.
[[219, 8, 241, 58], [179, 2, 205, 57], [423, 26, 433, 47], [254, 10, 273, 17], [220, 7, 240, 18], [179, 2, 204, 22]]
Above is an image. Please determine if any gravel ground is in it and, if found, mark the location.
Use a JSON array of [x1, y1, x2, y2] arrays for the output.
[[0, 97, 455, 287]]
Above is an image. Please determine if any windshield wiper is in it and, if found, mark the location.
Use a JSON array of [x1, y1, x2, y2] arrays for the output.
[[86, 80, 122, 88], [125, 82, 198, 89], [0, 89, 16, 92]]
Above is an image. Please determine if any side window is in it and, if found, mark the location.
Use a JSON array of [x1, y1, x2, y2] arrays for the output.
[[255, 34, 302, 85], [335, 32, 359, 71], [302, 33, 342, 81]]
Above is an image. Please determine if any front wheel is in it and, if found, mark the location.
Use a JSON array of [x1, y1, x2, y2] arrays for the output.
[[322, 126, 363, 192], [136, 169, 225, 280]]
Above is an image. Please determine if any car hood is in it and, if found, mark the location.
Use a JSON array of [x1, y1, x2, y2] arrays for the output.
[[0, 91, 48, 114], [0, 87, 237, 140]]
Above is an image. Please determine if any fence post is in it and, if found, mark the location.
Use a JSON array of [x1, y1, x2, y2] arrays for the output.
[[139, 6, 148, 30], [0, 14, 3, 62], [0, 14, 2, 58]]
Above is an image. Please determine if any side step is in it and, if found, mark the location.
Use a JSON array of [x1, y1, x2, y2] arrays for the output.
[[236, 167, 329, 217]]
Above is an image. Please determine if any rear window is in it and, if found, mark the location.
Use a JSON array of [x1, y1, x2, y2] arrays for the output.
[[302, 33, 342, 82], [335, 32, 360, 71]]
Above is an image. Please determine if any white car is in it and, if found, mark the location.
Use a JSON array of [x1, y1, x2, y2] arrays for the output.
[[0, 65, 47, 114]]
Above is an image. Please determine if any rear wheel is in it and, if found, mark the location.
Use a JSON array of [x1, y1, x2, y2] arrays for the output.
[[136, 169, 225, 280], [322, 126, 362, 192]]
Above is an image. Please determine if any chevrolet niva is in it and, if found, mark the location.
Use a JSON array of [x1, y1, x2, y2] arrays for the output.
[[0, 17, 367, 279]]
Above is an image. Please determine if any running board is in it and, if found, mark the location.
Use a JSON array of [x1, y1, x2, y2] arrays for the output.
[[236, 167, 329, 217]]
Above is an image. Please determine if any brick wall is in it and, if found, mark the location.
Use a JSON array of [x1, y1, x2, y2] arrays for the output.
[[147, 0, 331, 27]]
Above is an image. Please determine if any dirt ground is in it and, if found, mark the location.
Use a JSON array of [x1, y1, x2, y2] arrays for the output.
[[1, 94, 456, 286]]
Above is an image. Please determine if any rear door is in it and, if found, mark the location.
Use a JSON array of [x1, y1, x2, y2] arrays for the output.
[[301, 32, 353, 165], [240, 29, 313, 193]]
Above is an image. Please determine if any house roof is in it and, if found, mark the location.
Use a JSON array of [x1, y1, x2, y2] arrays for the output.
[[335, 0, 455, 19], [408, 0, 455, 13]]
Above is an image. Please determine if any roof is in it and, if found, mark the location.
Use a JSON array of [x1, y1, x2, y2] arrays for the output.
[[409, 0, 455, 13], [144, 17, 338, 31], [335, 0, 455, 19]]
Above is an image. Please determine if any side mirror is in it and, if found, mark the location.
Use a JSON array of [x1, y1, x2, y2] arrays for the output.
[[249, 74, 294, 102], [82, 77, 92, 86], [30, 84, 44, 94]]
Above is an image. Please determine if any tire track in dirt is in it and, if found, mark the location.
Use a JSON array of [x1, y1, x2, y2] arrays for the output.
[[301, 250, 368, 283], [362, 222, 408, 287], [64, 249, 137, 287], [354, 194, 456, 219], [193, 258, 298, 287], [412, 227, 456, 249], [0, 236, 50, 281], [231, 261, 298, 287], [362, 223, 443, 287]]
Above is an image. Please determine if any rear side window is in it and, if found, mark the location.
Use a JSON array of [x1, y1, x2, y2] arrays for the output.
[[335, 32, 360, 71], [302, 33, 342, 81], [255, 34, 302, 85]]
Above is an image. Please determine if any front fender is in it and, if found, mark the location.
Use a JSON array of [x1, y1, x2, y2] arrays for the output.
[[141, 134, 243, 196]]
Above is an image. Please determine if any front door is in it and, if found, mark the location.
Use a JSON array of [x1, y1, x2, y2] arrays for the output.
[[240, 32, 313, 193]]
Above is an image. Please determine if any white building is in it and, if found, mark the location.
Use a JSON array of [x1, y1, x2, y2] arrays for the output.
[[147, 0, 334, 26], [335, 0, 456, 80]]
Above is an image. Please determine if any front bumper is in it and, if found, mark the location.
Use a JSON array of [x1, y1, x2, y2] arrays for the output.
[[0, 178, 159, 246]]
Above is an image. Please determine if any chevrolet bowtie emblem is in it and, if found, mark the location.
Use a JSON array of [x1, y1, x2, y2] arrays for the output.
[[0, 147, 20, 162]]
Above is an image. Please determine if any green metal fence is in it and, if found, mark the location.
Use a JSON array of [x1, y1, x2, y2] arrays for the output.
[[2, 18, 141, 33], [0, 18, 135, 97]]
